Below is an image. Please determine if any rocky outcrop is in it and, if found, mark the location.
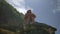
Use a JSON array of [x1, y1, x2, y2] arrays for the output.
[[0, 0, 57, 34]]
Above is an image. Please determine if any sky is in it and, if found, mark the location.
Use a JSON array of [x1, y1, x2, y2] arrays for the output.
[[6, 0, 60, 34]]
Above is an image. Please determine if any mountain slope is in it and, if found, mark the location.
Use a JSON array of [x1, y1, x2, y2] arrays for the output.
[[0, 0, 24, 26], [0, 0, 57, 34]]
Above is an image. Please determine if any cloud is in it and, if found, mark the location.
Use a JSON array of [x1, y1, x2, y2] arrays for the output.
[[53, 9, 60, 14], [53, 9, 56, 14], [6, 0, 25, 7], [53, 0, 60, 14], [16, 7, 27, 14], [5, 0, 33, 14]]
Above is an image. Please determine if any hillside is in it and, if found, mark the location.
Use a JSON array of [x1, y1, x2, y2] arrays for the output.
[[0, 0, 24, 26], [0, 0, 57, 34]]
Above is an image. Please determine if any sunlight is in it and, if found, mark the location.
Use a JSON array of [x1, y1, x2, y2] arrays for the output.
[[16, 8, 27, 15]]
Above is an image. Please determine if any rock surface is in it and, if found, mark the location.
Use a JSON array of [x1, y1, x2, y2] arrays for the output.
[[0, 0, 57, 34]]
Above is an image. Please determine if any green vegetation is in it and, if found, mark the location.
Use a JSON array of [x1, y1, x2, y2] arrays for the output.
[[0, 0, 57, 34]]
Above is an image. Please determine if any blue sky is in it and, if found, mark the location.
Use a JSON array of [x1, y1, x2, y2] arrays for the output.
[[6, 0, 60, 34]]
